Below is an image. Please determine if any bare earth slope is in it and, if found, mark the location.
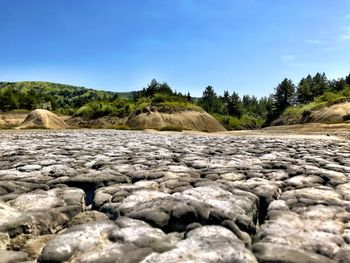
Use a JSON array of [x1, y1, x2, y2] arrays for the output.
[[126, 110, 226, 132], [17, 109, 69, 129], [312, 102, 350, 123], [273, 102, 350, 126], [0, 113, 27, 129]]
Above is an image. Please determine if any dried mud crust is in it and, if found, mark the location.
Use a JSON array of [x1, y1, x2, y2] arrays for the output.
[[0, 130, 349, 262]]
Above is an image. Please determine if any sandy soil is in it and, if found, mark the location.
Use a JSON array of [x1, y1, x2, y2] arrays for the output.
[[0, 112, 27, 128], [147, 122, 350, 140], [1, 110, 349, 140]]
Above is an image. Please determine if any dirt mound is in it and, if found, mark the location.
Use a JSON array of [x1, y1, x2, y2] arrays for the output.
[[272, 102, 350, 126], [17, 109, 69, 129], [312, 102, 350, 122], [126, 110, 226, 132]]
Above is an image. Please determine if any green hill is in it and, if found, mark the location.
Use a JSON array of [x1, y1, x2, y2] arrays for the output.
[[0, 80, 199, 118], [0, 81, 121, 114]]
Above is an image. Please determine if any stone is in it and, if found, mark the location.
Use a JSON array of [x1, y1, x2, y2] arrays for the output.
[[69, 211, 109, 226], [0, 250, 29, 263], [143, 226, 258, 263], [18, 164, 42, 172], [253, 243, 336, 263], [38, 219, 173, 263]]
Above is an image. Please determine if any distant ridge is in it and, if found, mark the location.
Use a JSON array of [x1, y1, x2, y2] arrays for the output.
[[0, 81, 135, 112], [0, 81, 134, 97]]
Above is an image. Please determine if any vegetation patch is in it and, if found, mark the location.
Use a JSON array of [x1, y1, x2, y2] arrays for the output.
[[158, 126, 183, 132], [108, 124, 143, 130], [343, 114, 350, 121], [213, 114, 264, 130]]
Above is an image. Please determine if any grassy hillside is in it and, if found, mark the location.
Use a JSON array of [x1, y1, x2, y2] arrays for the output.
[[0, 80, 202, 119], [74, 93, 201, 120], [0, 81, 119, 114]]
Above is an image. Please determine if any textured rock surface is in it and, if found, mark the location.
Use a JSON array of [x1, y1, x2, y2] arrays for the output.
[[0, 130, 349, 262]]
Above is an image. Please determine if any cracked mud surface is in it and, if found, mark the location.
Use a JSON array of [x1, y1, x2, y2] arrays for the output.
[[0, 130, 349, 263]]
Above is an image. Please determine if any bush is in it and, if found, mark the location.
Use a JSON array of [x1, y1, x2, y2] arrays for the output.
[[55, 108, 75, 116], [157, 101, 203, 113], [75, 102, 115, 119], [240, 114, 264, 129], [7, 109, 30, 114], [301, 109, 312, 122], [111, 98, 134, 117], [107, 124, 132, 130], [343, 114, 350, 121], [213, 113, 264, 130], [213, 114, 241, 130], [302, 109, 312, 118], [315, 88, 350, 106], [158, 126, 183, 132], [151, 93, 173, 103], [282, 101, 327, 119]]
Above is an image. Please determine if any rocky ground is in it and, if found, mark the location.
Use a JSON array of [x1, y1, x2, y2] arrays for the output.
[[0, 130, 349, 263]]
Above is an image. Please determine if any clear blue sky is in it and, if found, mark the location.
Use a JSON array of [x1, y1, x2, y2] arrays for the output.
[[0, 0, 350, 97]]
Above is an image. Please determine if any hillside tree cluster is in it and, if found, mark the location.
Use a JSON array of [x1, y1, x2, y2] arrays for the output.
[[0, 72, 350, 129]]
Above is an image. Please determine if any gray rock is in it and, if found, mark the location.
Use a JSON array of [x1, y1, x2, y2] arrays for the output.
[[38, 219, 173, 263], [143, 226, 258, 263], [18, 164, 42, 172], [253, 243, 336, 263], [69, 211, 109, 226], [0, 250, 29, 263]]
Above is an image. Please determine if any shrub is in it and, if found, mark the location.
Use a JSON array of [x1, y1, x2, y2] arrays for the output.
[[158, 126, 183, 132], [240, 114, 264, 129], [213, 114, 241, 130], [301, 109, 312, 123], [302, 109, 311, 117], [157, 102, 202, 113], [55, 108, 75, 116], [109, 124, 132, 130], [343, 114, 350, 121], [152, 93, 172, 103], [213, 113, 264, 130], [75, 102, 114, 119]]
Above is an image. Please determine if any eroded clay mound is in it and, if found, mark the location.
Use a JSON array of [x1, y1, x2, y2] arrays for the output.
[[273, 102, 350, 126], [17, 109, 69, 129], [312, 102, 350, 122], [126, 110, 226, 132]]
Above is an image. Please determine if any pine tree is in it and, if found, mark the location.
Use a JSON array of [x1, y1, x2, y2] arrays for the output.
[[297, 74, 313, 103], [272, 78, 296, 115]]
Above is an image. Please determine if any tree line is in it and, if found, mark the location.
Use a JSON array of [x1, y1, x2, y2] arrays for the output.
[[198, 86, 272, 119], [198, 72, 350, 127], [268, 72, 350, 123], [0, 73, 350, 129]]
